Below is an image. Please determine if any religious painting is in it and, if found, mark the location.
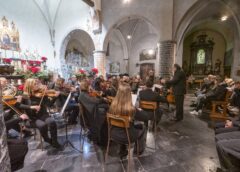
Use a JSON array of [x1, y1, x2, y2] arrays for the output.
[[139, 48, 156, 61], [140, 63, 154, 81], [197, 49, 205, 64], [0, 16, 20, 51], [109, 62, 120, 73], [65, 48, 91, 68]]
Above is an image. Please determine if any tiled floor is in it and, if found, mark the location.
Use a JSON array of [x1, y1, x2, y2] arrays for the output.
[[17, 94, 220, 172]]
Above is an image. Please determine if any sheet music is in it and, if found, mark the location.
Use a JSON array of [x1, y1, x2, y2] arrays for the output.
[[132, 94, 137, 106], [60, 92, 72, 116], [152, 84, 163, 91]]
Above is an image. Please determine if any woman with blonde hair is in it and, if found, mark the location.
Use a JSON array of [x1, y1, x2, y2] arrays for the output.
[[18, 78, 61, 149], [109, 82, 148, 158]]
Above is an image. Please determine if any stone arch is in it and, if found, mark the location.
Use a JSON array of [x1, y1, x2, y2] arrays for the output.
[[174, 0, 240, 79], [59, 29, 95, 78]]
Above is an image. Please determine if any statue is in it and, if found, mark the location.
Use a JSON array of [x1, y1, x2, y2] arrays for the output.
[[214, 59, 221, 74], [89, 0, 102, 34]]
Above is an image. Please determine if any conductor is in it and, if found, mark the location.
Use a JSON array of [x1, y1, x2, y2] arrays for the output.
[[161, 64, 186, 121]]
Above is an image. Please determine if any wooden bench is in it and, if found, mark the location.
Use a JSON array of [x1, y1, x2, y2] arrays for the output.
[[210, 90, 233, 122]]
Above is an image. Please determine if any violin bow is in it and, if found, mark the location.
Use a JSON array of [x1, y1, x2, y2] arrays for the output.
[[2, 99, 22, 116], [38, 86, 47, 108]]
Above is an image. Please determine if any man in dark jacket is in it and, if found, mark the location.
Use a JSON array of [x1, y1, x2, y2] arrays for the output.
[[139, 80, 166, 124], [161, 64, 186, 121]]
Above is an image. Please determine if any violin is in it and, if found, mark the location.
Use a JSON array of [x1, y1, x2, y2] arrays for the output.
[[2, 85, 18, 106], [33, 85, 60, 98], [89, 90, 102, 97]]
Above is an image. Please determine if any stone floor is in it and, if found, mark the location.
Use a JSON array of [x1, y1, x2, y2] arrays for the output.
[[16, 94, 220, 172]]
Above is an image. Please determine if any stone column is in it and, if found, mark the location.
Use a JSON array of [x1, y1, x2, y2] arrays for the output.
[[93, 50, 106, 77], [159, 40, 176, 78], [0, 86, 11, 172]]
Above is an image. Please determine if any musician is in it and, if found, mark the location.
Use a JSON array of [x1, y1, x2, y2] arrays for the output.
[[79, 80, 109, 144], [0, 77, 29, 171], [18, 78, 61, 149], [103, 78, 118, 97], [161, 64, 186, 121], [109, 82, 148, 158], [139, 80, 166, 125]]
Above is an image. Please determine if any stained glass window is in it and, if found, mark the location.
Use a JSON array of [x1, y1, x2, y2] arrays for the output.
[[197, 49, 205, 64]]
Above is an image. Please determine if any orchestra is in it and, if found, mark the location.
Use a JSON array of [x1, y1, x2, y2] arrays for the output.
[[3, 62, 240, 172]]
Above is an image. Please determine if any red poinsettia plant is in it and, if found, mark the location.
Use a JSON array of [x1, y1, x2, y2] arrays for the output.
[[21, 59, 27, 65], [28, 66, 40, 74], [17, 84, 24, 91], [91, 68, 98, 74], [28, 60, 35, 65], [79, 69, 85, 74], [41, 57, 47, 62], [35, 60, 42, 66], [3, 58, 12, 64]]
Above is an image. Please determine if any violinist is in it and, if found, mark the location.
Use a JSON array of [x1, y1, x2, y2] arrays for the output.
[[0, 77, 29, 171], [79, 80, 109, 144], [18, 78, 62, 149], [103, 78, 118, 97]]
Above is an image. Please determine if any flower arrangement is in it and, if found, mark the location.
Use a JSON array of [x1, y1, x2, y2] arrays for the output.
[[91, 68, 98, 74], [41, 57, 47, 62], [3, 58, 12, 64]]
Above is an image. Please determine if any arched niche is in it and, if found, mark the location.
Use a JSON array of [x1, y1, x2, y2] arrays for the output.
[[174, 0, 240, 79], [103, 15, 159, 76], [59, 29, 95, 78]]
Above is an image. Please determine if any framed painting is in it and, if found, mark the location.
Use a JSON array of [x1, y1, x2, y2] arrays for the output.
[[140, 48, 156, 61], [110, 62, 120, 73]]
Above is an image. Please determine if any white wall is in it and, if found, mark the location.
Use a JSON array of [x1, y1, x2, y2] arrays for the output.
[[0, 0, 54, 69]]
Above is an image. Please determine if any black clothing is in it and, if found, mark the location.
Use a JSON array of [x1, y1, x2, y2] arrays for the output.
[[175, 95, 184, 121], [215, 131, 240, 171], [166, 69, 186, 120], [215, 121, 240, 134], [104, 86, 117, 97], [4, 109, 21, 132], [196, 83, 227, 111], [139, 88, 165, 121], [111, 109, 148, 144], [231, 88, 240, 108], [166, 69, 186, 96], [8, 139, 28, 171], [18, 95, 59, 144], [79, 91, 108, 144]]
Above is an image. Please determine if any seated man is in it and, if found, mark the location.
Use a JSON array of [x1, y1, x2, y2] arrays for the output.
[[79, 80, 109, 145], [139, 80, 166, 125], [215, 131, 240, 172], [190, 77, 227, 115]]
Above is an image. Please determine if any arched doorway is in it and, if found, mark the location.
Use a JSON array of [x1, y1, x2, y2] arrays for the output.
[[175, 0, 240, 79], [59, 29, 95, 78], [103, 16, 159, 77]]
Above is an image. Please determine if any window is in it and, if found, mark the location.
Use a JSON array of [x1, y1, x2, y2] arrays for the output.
[[197, 49, 205, 64]]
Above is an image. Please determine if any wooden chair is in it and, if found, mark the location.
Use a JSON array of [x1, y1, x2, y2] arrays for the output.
[[139, 101, 157, 150], [105, 113, 138, 172], [210, 91, 233, 123]]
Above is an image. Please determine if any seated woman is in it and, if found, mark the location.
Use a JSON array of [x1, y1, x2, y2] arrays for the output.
[[18, 78, 61, 149], [79, 80, 109, 144], [109, 82, 148, 158]]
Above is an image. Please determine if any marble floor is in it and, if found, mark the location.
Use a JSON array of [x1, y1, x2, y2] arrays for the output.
[[16, 94, 220, 172]]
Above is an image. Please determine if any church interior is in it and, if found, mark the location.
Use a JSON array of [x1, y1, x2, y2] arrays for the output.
[[0, 0, 240, 172]]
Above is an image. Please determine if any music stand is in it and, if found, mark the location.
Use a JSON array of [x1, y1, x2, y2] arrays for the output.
[[61, 92, 81, 152]]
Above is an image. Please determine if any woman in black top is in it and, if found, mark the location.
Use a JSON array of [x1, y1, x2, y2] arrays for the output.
[[18, 78, 61, 148], [108, 82, 148, 157]]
